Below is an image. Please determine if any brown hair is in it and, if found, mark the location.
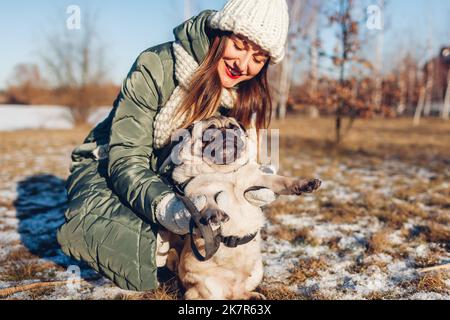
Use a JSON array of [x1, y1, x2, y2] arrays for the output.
[[173, 30, 273, 133]]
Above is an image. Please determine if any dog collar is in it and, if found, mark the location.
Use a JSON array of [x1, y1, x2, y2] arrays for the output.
[[218, 232, 258, 248]]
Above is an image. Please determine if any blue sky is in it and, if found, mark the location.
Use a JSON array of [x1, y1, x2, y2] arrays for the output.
[[0, 0, 449, 89]]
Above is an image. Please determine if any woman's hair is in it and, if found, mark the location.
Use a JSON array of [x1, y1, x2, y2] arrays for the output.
[[173, 30, 273, 132]]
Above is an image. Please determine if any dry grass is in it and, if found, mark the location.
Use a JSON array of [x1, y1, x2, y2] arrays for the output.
[[6, 246, 38, 261], [426, 194, 450, 208], [0, 260, 49, 282], [116, 277, 181, 300], [393, 183, 430, 202], [416, 273, 449, 294], [0, 199, 14, 210], [271, 116, 450, 169], [408, 223, 450, 245], [413, 254, 443, 269], [374, 201, 428, 229], [366, 230, 392, 254], [1, 116, 450, 299], [288, 257, 329, 285], [264, 199, 307, 221], [271, 225, 319, 246], [256, 284, 303, 300], [264, 116, 450, 299], [317, 199, 365, 224], [364, 291, 399, 300]]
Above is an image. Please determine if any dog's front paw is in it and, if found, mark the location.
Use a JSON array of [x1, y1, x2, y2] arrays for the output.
[[290, 178, 321, 195], [200, 208, 230, 226]]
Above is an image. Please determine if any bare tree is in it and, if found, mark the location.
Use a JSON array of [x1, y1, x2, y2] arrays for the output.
[[396, 59, 407, 115], [407, 55, 419, 110], [442, 70, 450, 120], [423, 36, 435, 117], [5, 64, 46, 104], [441, 19, 450, 120], [414, 82, 426, 125], [308, 7, 321, 95], [328, 0, 373, 143], [392, 49, 420, 116], [40, 8, 109, 124], [372, 0, 384, 112]]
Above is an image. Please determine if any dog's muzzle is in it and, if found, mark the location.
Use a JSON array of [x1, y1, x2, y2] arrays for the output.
[[201, 120, 246, 165]]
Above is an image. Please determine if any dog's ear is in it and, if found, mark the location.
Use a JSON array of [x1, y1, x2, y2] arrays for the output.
[[227, 117, 245, 132], [236, 120, 245, 131], [186, 122, 196, 133]]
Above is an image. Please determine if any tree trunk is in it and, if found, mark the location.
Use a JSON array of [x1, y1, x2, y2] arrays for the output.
[[442, 69, 450, 120], [397, 64, 407, 115], [277, 53, 291, 119], [414, 85, 426, 126], [407, 63, 417, 111], [423, 63, 434, 116], [335, 112, 342, 144], [373, 0, 384, 112]]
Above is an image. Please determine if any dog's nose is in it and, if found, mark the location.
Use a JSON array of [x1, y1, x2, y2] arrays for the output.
[[201, 129, 245, 165]]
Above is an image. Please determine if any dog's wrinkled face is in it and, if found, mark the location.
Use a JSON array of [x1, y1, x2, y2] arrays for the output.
[[172, 116, 251, 177], [200, 116, 246, 166]]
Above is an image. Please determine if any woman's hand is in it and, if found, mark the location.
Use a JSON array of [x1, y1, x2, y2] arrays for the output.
[[155, 193, 207, 235], [244, 187, 277, 207], [244, 164, 278, 207]]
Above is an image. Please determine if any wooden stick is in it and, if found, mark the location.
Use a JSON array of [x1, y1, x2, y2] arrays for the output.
[[0, 279, 91, 298], [417, 263, 450, 273]]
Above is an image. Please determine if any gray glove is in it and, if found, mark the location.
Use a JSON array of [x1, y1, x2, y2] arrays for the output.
[[244, 164, 278, 207], [244, 188, 277, 207], [155, 193, 207, 235]]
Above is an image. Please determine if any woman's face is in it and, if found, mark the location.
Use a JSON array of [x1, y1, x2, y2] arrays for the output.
[[217, 34, 270, 88]]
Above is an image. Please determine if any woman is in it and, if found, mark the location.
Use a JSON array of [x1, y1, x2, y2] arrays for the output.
[[57, 0, 289, 291]]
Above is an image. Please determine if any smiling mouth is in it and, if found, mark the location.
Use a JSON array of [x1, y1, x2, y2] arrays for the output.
[[225, 63, 242, 79]]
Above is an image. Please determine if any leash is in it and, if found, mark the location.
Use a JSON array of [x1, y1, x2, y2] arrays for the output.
[[175, 188, 258, 262], [176, 193, 221, 261]]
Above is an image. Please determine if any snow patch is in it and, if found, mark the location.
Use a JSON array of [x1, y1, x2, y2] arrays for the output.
[[0, 105, 111, 131]]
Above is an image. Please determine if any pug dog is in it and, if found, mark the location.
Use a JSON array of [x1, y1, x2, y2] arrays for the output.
[[157, 116, 321, 300]]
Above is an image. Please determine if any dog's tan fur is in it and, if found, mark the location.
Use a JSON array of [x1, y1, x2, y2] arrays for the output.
[[156, 116, 320, 300]]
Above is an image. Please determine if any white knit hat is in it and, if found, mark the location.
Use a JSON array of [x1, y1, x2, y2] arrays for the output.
[[208, 0, 290, 64]]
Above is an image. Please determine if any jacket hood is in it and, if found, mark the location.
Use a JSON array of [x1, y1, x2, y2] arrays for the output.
[[173, 9, 217, 65]]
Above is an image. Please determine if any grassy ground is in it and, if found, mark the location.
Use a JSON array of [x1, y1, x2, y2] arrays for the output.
[[0, 116, 449, 299]]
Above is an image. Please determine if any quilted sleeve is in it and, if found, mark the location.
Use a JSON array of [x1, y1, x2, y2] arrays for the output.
[[107, 50, 174, 224]]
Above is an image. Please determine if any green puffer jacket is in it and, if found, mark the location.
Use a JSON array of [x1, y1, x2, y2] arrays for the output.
[[57, 9, 229, 291]]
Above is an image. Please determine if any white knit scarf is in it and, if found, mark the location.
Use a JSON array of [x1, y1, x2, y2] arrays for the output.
[[153, 41, 238, 149]]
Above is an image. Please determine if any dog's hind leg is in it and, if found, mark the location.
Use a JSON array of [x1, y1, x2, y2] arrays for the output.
[[184, 279, 226, 300], [166, 248, 179, 273], [244, 257, 264, 292]]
